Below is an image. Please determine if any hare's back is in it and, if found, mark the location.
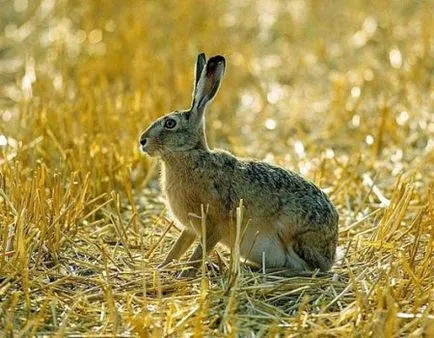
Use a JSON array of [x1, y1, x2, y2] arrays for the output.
[[210, 150, 337, 227]]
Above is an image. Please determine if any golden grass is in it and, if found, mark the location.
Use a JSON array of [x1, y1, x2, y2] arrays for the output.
[[1, 0, 433, 336]]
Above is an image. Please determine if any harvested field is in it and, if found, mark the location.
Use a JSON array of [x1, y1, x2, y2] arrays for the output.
[[0, 0, 433, 336]]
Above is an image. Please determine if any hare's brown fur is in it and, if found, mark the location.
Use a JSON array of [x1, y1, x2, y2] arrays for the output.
[[140, 54, 339, 276]]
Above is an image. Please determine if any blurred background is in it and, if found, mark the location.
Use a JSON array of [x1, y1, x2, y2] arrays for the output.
[[1, 0, 432, 192], [0, 0, 433, 334]]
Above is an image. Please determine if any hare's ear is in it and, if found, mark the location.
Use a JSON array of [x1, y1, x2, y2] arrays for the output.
[[193, 53, 207, 93], [190, 55, 226, 121]]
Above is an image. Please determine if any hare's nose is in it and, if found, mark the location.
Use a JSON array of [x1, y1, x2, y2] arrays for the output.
[[140, 137, 148, 146]]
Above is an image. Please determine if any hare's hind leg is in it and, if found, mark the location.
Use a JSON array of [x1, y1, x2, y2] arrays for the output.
[[294, 231, 336, 272], [247, 245, 309, 273], [284, 246, 310, 271]]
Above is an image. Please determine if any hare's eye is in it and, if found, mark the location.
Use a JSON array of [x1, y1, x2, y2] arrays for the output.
[[164, 118, 177, 129]]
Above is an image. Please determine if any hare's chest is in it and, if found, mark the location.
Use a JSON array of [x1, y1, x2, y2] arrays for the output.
[[161, 167, 207, 229]]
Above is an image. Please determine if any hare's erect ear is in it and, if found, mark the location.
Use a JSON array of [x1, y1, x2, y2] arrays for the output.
[[191, 54, 226, 121], [194, 53, 207, 92]]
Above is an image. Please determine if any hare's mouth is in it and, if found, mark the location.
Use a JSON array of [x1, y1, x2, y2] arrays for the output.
[[140, 143, 152, 155], [139, 136, 152, 154], [139, 140, 150, 154], [139, 142, 160, 157]]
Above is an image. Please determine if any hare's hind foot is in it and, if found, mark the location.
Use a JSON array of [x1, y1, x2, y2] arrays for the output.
[[262, 268, 331, 278], [284, 246, 310, 271], [243, 247, 309, 275], [294, 233, 336, 272]]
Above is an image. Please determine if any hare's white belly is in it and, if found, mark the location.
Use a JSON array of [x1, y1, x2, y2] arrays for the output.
[[220, 230, 287, 268], [241, 232, 288, 267], [220, 219, 309, 270]]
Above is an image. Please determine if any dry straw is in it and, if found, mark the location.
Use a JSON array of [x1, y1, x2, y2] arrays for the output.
[[1, 0, 433, 336]]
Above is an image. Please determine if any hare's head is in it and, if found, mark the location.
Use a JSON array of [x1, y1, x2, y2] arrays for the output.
[[139, 53, 225, 157]]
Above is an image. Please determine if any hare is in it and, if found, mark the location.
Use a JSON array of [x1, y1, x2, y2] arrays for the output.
[[139, 53, 339, 277]]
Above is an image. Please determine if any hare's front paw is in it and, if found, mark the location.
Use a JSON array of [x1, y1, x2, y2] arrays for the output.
[[177, 267, 197, 279], [156, 263, 167, 270]]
